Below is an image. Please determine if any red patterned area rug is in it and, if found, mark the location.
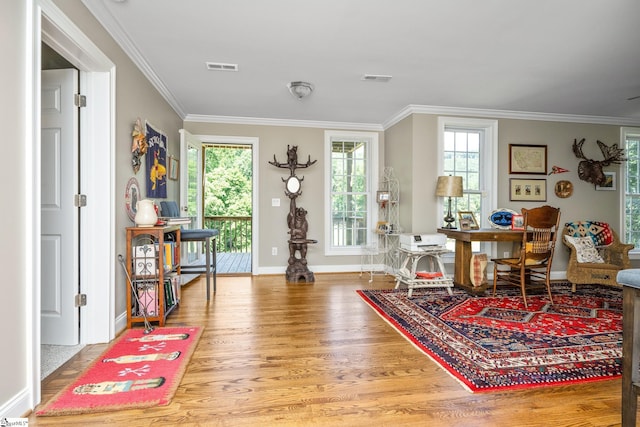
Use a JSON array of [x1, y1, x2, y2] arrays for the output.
[[357, 284, 621, 393], [36, 326, 203, 416]]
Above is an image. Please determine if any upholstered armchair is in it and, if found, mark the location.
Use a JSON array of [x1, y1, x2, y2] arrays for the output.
[[562, 221, 634, 290]]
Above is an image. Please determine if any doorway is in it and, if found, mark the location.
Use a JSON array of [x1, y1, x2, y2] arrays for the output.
[[198, 135, 260, 274], [32, 4, 116, 405], [204, 143, 253, 274]]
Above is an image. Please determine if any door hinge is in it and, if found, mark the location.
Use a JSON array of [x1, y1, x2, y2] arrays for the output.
[[74, 194, 87, 207], [74, 94, 87, 108], [75, 293, 87, 307]]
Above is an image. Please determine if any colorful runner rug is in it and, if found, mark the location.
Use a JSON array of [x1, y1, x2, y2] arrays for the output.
[[357, 284, 621, 393], [37, 326, 203, 416]]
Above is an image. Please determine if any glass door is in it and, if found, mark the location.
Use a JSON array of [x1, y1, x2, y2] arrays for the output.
[[179, 129, 203, 265]]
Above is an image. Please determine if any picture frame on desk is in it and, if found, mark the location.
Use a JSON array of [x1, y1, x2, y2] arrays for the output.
[[459, 219, 472, 230], [510, 178, 547, 202], [457, 211, 479, 229], [509, 144, 547, 174], [511, 214, 525, 230]]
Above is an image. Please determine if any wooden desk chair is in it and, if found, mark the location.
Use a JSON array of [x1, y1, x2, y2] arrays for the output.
[[492, 205, 561, 308]]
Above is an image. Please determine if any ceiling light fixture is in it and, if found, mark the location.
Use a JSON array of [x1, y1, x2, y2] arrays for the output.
[[288, 81, 314, 99]]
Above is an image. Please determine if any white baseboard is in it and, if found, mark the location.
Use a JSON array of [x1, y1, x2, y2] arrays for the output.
[[0, 386, 30, 418]]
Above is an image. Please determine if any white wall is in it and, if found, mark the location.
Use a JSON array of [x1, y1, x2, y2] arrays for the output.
[[0, 0, 31, 417]]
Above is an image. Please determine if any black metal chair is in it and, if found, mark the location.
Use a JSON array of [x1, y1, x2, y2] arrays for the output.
[[160, 201, 218, 300]]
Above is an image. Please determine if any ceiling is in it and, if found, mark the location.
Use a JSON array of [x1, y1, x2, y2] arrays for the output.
[[83, 0, 640, 129]]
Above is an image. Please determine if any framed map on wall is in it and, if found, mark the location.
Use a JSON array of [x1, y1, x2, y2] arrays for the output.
[[509, 144, 547, 175]]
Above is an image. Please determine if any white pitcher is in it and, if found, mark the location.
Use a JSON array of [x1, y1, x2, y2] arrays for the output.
[[135, 199, 158, 227]]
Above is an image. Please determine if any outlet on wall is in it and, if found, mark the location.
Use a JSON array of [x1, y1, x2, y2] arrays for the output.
[[272, 247, 278, 256], [503, 251, 509, 258]]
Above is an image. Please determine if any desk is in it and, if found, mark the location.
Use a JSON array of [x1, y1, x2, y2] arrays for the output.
[[437, 228, 524, 293]]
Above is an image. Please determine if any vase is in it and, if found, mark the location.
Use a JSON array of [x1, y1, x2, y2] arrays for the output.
[[135, 199, 158, 227]]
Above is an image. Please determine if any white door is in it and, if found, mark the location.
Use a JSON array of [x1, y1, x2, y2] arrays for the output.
[[41, 69, 79, 345], [179, 129, 204, 266]]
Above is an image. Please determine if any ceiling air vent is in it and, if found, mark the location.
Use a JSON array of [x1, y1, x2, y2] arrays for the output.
[[361, 74, 392, 82], [206, 62, 239, 72]]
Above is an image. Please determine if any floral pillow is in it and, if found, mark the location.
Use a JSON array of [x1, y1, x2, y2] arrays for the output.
[[564, 235, 605, 263]]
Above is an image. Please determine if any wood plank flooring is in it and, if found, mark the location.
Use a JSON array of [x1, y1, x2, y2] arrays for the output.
[[216, 252, 251, 274], [29, 273, 627, 426]]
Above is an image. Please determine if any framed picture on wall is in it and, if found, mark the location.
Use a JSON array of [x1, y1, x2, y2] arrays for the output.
[[168, 156, 179, 180], [595, 172, 616, 191], [510, 178, 547, 202], [509, 144, 547, 174]]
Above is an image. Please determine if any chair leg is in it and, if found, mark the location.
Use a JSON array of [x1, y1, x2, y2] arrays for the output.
[[212, 238, 217, 294], [492, 264, 499, 296], [545, 278, 554, 305], [520, 269, 528, 309], [205, 237, 211, 301]]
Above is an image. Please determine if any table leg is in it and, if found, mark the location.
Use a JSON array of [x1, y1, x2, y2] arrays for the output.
[[453, 239, 472, 286], [622, 286, 640, 427]]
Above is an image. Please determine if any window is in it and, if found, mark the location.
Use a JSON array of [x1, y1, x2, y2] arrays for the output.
[[324, 130, 379, 255], [438, 117, 498, 253], [622, 127, 640, 254]]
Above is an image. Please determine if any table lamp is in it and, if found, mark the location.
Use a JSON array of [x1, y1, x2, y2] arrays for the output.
[[435, 175, 463, 229]]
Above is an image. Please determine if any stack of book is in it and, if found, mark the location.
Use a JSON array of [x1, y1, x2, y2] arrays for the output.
[[159, 216, 192, 226]]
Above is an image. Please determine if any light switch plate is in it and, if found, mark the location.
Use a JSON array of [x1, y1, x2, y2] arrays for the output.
[[272, 198, 280, 207]]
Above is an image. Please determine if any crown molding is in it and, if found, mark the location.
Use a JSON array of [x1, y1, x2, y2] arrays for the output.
[[383, 104, 640, 129], [81, 0, 640, 130], [81, 0, 186, 118], [184, 114, 384, 132]]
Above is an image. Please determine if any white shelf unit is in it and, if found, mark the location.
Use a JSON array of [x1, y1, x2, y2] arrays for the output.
[[361, 167, 401, 281]]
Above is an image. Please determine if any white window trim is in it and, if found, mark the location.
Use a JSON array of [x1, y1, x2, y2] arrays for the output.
[[621, 127, 640, 259], [324, 130, 379, 256], [437, 117, 498, 257]]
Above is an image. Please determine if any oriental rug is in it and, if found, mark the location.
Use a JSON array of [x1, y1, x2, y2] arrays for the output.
[[357, 284, 621, 393], [36, 326, 202, 416]]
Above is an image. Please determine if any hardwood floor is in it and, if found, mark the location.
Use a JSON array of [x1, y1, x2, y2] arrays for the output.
[[30, 273, 625, 426]]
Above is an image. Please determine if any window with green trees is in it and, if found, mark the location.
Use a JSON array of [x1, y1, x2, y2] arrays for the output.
[[623, 128, 640, 252], [324, 130, 379, 255]]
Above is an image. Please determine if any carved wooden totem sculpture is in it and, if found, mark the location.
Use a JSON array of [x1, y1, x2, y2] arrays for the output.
[[269, 145, 318, 283]]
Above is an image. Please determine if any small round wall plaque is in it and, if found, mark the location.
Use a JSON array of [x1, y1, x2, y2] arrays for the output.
[[555, 180, 573, 198]]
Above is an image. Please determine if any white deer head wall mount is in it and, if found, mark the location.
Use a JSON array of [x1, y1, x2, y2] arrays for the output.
[[572, 138, 626, 186]]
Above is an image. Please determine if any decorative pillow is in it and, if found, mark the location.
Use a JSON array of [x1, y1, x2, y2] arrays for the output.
[[564, 221, 613, 246], [564, 235, 605, 263], [470, 253, 488, 287]]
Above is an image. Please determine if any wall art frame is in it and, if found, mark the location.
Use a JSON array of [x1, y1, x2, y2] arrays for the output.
[[509, 144, 548, 175], [595, 171, 616, 191], [510, 178, 547, 202], [168, 156, 179, 180]]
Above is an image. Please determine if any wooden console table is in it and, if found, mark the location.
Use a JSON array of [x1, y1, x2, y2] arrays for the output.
[[437, 228, 524, 294]]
